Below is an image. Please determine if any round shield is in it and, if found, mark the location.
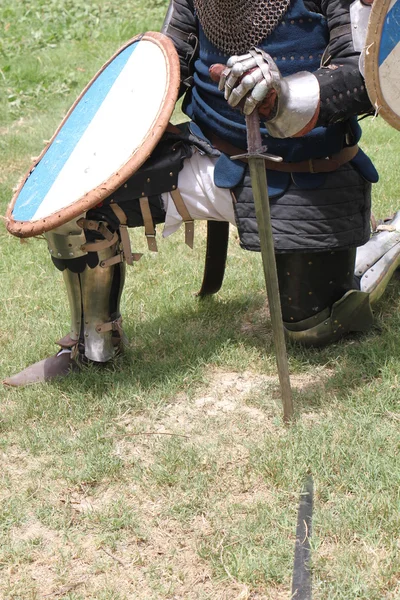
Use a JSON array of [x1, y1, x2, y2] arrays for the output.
[[6, 32, 180, 238], [364, 0, 400, 131]]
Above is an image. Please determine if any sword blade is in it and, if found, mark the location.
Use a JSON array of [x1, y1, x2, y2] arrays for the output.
[[245, 112, 294, 422]]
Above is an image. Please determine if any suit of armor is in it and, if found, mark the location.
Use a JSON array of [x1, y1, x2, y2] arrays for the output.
[[4, 0, 400, 386]]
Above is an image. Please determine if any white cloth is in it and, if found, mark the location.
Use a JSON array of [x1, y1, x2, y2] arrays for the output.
[[161, 149, 236, 238]]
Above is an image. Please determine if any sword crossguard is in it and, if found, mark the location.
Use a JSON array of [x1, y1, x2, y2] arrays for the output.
[[231, 150, 283, 162]]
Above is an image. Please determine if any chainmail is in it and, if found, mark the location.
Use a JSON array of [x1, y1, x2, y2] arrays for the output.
[[193, 0, 291, 55]]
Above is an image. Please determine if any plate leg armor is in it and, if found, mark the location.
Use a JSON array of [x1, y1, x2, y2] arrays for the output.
[[355, 212, 400, 304], [47, 217, 126, 362], [79, 240, 125, 362], [278, 249, 374, 347], [281, 213, 400, 347]]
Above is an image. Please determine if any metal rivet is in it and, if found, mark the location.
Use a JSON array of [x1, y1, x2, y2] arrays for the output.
[[147, 178, 151, 183], [172, 185, 176, 190], [141, 192, 145, 196], [124, 184, 128, 188], [308, 291, 312, 295], [169, 172, 174, 177], [286, 271, 290, 275], [308, 261, 312, 265]]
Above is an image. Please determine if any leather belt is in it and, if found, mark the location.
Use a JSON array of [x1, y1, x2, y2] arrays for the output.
[[205, 130, 359, 174]]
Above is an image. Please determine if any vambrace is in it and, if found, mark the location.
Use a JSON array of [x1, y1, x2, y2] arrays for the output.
[[314, 0, 373, 126], [162, 0, 199, 94]]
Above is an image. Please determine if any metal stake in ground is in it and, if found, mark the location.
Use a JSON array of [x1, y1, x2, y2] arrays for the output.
[[292, 475, 314, 599], [238, 110, 294, 422]]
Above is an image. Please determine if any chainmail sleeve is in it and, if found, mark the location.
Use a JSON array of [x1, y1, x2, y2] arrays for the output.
[[161, 0, 199, 96], [309, 0, 373, 126]]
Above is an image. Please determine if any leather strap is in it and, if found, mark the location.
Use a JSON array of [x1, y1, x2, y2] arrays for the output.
[[81, 230, 119, 253], [109, 203, 136, 265], [95, 317, 123, 334], [139, 197, 158, 252], [205, 131, 359, 173], [169, 188, 194, 248]]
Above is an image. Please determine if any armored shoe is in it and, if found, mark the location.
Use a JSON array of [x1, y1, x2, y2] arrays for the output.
[[3, 349, 79, 387], [2, 330, 125, 388]]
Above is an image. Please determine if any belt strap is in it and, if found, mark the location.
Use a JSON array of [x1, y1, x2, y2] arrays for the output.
[[170, 188, 194, 248], [206, 131, 359, 173], [139, 197, 158, 252]]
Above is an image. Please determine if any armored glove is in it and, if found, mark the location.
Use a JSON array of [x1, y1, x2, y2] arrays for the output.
[[211, 48, 321, 138]]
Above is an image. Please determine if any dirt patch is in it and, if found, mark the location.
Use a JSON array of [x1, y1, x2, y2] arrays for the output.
[[0, 366, 334, 599]]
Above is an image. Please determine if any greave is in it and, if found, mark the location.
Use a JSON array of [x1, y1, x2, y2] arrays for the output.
[[46, 220, 126, 363], [80, 242, 125, 362], [62, 268, 82, 344]]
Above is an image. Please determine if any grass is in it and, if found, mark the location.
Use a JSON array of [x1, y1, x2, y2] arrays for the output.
[[1, 1, 400, 598]]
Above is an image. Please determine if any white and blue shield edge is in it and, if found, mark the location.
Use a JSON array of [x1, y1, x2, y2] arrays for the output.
[[365, 0, 400, 131], [6, 32, 180, 238]]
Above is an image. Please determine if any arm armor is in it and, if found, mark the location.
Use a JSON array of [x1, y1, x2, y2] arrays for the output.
[[162, 0, 199, 96], [306, 0, 373, 126]]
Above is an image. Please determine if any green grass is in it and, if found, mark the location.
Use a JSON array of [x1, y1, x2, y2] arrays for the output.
[[1, 1, 400, 598]]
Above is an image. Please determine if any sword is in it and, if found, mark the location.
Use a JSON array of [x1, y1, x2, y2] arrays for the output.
[[233, 110, 294, 422]]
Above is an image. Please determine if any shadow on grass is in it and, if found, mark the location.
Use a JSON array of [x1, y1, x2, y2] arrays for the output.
[[23, 278, 397, 422]]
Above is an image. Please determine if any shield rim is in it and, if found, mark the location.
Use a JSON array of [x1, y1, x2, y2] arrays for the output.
[[364, 0, 400, 131], [6, 31, 180, 238]]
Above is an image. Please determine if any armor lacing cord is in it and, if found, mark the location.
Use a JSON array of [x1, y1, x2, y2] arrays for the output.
[[139, 197, 158, 252], [169, 188, 194, 248]]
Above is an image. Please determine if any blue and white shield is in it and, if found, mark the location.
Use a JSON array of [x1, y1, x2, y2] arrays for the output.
[[365, 0, 400, 131], [6, 32, 180, 238]]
